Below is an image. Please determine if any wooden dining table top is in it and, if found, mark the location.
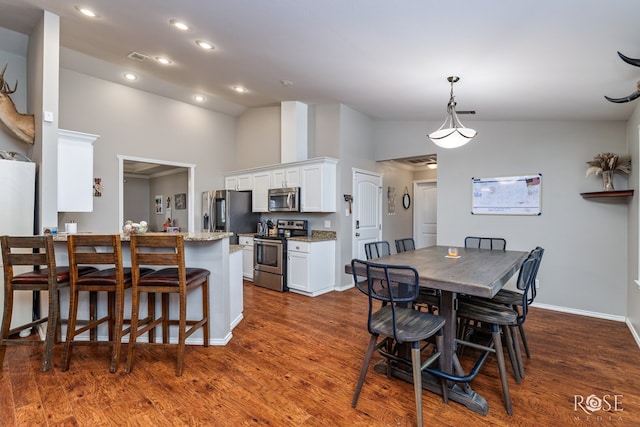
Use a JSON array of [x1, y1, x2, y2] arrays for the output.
[[346, 245, 528, 298]]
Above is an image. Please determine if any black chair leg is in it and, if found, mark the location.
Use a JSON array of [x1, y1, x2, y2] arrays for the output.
[[491, 325, 513, 415], [411, 342, 424, 427], [352, 334, 378, 408]]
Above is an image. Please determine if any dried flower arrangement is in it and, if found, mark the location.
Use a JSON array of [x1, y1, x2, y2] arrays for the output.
[[585, 152, 631, 191]]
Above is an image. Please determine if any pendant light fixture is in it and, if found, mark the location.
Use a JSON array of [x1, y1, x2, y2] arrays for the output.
[[428, 76, 477, 149]]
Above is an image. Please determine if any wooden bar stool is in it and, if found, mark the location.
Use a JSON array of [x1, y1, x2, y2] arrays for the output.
[[126, 234, 209, 376], [1, 235, 96, 372], [62, 234, 150, 373]]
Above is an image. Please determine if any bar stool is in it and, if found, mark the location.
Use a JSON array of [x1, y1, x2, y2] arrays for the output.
[[126, 234, 209, 376], [62, 234, 150, 373], [0, 235, 96, 372]]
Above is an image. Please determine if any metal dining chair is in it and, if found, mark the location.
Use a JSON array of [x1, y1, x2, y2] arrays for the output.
[[456, 254, 540, 415], [464, 236, 507, 251], [364, 241, 391, 260], [350, 258, 448, 427], [395, 238, 416, 253]]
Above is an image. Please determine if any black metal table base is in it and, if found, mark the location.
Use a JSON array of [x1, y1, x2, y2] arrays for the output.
[[374, 361, 489, 415]]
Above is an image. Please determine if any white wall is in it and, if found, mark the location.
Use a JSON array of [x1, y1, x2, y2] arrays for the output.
[[235, 106, 281, 170], [375, 119, 629, 318], [627, 102, 640, 341], [57, 69, 236, 233]]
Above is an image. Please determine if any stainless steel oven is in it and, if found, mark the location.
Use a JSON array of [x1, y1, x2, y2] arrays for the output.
[[253, 219, 308, 292], [254, 236, 287, 292]]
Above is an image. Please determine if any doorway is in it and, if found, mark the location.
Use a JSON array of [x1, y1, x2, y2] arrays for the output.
[[413, 180, 437, 248], [352, 169, 383, 260], [117, 155, 196, 232]]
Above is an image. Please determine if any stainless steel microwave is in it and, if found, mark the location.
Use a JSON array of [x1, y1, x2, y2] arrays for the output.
[[268, 187, 300, 212]]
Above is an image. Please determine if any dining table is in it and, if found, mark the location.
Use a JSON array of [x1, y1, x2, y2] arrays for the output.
[[345, 245, 528, 415]]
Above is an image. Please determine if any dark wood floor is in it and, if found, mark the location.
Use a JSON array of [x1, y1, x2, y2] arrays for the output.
[[1, 281, 639, 426]]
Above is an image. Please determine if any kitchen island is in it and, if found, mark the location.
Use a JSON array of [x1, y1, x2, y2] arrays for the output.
[[51, 232, 239, 345]]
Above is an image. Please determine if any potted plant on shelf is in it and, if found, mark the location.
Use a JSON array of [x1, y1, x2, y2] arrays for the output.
[[586, 152, 631, 191]]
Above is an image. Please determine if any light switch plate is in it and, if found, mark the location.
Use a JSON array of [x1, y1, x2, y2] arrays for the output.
[[44, 111, 54, 122], [324, 220, 331, 228]]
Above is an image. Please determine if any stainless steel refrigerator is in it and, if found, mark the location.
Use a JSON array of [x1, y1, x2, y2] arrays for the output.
[[0, 153, 36, 333], [202, 190, 259, 244]]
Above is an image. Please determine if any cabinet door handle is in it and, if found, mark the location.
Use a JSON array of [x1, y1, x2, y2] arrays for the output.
[[355, 232, 360, 237]]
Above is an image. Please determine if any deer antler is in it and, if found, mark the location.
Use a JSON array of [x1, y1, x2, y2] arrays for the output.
[[0, 64, 18, 94], [0, 63, 35, 144]]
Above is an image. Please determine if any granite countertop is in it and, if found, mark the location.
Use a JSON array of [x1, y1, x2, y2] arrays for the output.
[[229, 244, 243, 253], [51, 231, 234, 242], [288, 230, 336, 242]]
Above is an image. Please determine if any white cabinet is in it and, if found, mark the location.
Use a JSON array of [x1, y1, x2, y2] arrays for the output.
[[225, 174, 253, 191], [300, 159, 337, 212], [239, 236, 255, 281], [270, 166, 300, 188], [287, 239, 335, 297], [229, 248, 243, 329], [252, 171, 270, 212], [57, 129, 99, 212]]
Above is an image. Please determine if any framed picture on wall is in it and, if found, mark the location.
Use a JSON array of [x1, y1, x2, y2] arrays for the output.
[[175, 193, 186, 210], [155, 195, 163, 215]]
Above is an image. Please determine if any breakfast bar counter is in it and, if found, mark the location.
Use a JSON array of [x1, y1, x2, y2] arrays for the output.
[[51, 232, 238, 345]]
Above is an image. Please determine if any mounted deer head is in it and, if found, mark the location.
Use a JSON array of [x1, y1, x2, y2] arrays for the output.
[[0, 64, 35, 144], [605, 52, 640, 104]]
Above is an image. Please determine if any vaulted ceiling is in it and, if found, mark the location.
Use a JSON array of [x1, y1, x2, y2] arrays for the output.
[[0, 0, 639, 121]]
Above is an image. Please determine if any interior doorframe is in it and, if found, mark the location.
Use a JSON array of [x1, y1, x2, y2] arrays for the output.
[[117, 155, 196, 232], [413, 178, 437, 247], [351, 167, 383, 260]]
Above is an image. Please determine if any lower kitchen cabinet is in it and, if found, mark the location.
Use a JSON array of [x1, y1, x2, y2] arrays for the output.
[[230, 248, 243, 329], [287, 240, 335, 297], [239, 236, 254, 281]]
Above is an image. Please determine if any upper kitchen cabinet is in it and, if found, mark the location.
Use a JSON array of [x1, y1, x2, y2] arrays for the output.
[[300, 158, 337, 212], [252, 171, 270, 212], [57, 129, 99, 212], [270, 166, 300, 189], [225, 174, 253, 191]]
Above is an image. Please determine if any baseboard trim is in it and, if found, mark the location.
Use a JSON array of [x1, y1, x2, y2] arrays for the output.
[[531, 302, 626, 322], [626, 318, 640, 349]]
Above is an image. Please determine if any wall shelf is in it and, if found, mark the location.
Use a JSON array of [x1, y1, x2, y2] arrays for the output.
[[580, 190, 634, 199]]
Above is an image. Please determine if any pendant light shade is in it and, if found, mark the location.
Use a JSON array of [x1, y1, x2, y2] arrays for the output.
[[428, 76, 477, 149]]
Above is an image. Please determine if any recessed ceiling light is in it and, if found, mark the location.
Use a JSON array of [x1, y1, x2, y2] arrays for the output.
[[280, 80, 293, 87], [195, 40, 215, 50], [123, 72, 138, 81], [426, 163, 438, 170], [155, 56, 173, 65], [193, 94, 206, 103], [75, 6, 99, 18], [232, 86, 248, 93], [170, 19, 191, 31]]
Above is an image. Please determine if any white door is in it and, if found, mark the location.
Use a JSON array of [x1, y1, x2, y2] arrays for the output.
[[352, 170, 382, 260], [413, 181, 437, 248]]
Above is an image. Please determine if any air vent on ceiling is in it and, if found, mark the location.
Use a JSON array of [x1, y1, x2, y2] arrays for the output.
[[457, 110, 476, 115], [127, 51, 149, 61]]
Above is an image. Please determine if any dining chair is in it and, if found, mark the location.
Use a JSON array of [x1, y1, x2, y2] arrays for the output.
[[62, 234, 151, 373], [394, 237, 416, 253], [350, 258, 448, 427], [126, 234, 210, 376], [1, 235, 98, 372], [455, 255, 539, 415], [364, 241, 391, 260], [464, 236, 507, 251], [473, 247, 544, 373], [393, 238, 440, 313]]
